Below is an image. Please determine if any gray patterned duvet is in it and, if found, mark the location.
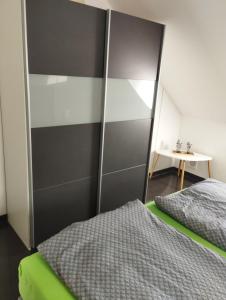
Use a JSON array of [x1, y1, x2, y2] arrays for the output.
[[38, 200, 226, 300], [155, 178, 226, 251]]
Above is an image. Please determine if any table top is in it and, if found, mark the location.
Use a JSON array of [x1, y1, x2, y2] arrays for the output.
[[156, 149, 212, 162]]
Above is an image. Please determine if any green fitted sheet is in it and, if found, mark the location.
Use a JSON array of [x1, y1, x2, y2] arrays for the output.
[[19, 251, 76, 300], [19, 201, 226, 300], [146, 201, 226, 259]]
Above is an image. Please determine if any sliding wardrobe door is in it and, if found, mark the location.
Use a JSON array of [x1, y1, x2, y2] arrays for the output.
[[26, 0, 106, 245], [99, 11, 164, 212]]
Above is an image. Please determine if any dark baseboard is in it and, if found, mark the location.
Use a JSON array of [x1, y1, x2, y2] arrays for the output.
[[151, 167, 176, 178], [152, 167, 204, 183], [181, 169, 204, 183], [0, 214, 7, 226]]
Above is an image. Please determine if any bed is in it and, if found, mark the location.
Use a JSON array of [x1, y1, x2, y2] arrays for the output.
[[19, 198, 226, 300]]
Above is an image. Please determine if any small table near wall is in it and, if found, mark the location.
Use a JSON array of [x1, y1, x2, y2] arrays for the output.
[[149, 149, 212, 190]]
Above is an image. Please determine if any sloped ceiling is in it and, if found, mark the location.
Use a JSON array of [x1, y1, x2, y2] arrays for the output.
[[80, 0, 226, 123]]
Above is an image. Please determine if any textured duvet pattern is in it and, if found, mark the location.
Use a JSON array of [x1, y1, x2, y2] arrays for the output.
[[155, 178, 226, 251], [38, 200, 226, 300]]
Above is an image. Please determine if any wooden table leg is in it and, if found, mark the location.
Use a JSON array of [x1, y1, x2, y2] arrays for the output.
[[178, 160, 182, 177], [180, 160, 186, 190], [208, 160, 212, 178], [149, 154, 160, 179]]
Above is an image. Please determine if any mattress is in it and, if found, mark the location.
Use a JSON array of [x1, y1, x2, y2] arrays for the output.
[[19, 201, 226, 300]]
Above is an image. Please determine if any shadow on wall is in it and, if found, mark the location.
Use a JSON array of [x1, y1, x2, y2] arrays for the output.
[[149, 84, 182, 172]]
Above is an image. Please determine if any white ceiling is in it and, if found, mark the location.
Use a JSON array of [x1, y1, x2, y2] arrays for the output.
[[77, 0, 226, 123]]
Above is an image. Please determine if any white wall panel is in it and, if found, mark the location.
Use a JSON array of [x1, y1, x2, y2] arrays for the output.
[[0, 108, 6, 216], [0, 0, 30, 248], [30, 75, 155, 127], [30, 75, 103, 127], [106, 79, 155, 122]]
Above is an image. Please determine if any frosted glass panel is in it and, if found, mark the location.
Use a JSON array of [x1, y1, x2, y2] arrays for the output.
[[105, 79, 155, 122], [29, 74, 103, 128]]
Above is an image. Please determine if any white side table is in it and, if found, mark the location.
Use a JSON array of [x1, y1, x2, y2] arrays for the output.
[[149, 149, 212, 190]]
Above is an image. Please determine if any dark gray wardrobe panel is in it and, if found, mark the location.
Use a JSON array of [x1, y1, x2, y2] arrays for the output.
[[34, 177, 97, 245], [103, 119, 152, 174], [31, 123, 100, 190], [108, 11, 164, 80], [26, 0, 106, 77], [100, 165, 146, 213]]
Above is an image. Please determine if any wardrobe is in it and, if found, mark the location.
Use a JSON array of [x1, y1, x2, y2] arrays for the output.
[[0, 0, 164, 248]]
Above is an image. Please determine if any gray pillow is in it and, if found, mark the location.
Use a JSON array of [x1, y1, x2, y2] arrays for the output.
[[155, 179, 226, 251]]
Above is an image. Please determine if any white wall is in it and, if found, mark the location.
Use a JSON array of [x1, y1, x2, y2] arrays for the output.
[[0, 107, 6, 216], [0, 0, 31, 248], [150, 84, 182, 171], [180, 116, 226, 182]]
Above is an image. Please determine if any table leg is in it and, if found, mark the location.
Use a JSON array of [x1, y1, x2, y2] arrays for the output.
[[178, 160, 182, 177], [180, 160, 186, 190], [208, 160, 212, 178], [149, 154, 160, 179]]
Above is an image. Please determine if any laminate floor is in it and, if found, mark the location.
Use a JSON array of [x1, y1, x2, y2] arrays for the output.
[[146, 172, 201, 201], [0, 220, 29, 300]]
